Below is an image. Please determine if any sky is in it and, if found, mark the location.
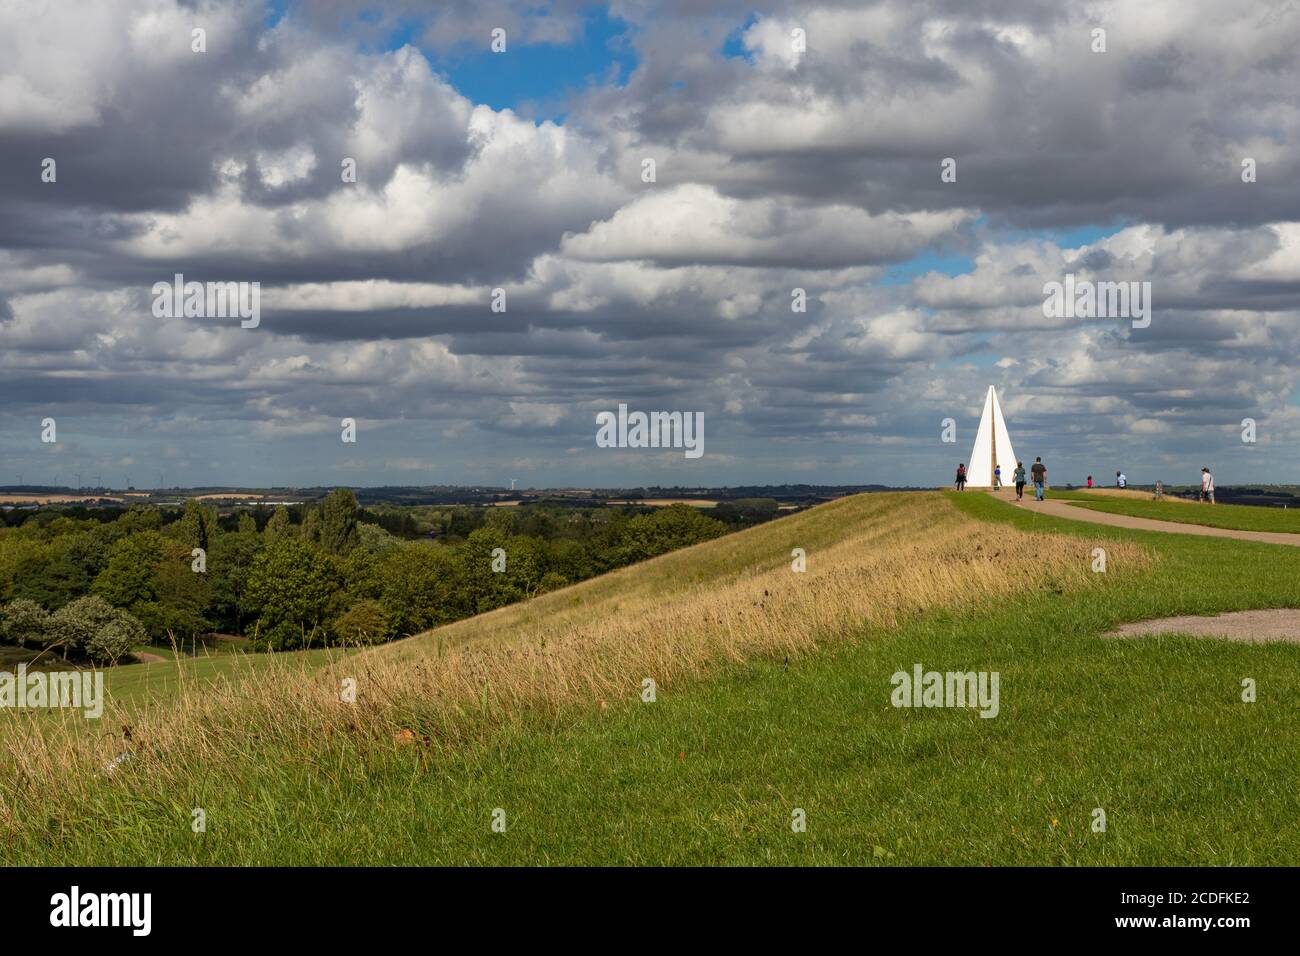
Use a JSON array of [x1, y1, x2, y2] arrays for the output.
[[1, 0, 1299, 490]]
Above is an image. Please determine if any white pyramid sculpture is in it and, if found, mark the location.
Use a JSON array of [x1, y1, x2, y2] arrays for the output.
[[966, 386, 1017, 487]]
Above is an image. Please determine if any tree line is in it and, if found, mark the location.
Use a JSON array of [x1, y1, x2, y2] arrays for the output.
[[0, 492, 731, 662]]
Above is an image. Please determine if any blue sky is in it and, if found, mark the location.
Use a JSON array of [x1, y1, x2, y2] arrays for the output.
[[432, 8, 637, 118], [273, 2, 640, 120]]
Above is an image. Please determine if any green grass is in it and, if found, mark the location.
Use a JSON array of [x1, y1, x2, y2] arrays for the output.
[[2, 637, 347, 706], [1049, 493, 1300, 534], [10, 491, 1300, 865], [102, 646, 352, 704]]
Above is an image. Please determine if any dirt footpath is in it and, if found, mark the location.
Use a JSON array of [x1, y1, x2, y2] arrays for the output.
[[991, 489, 1300, 548], [1108, 609, 1300, 644]]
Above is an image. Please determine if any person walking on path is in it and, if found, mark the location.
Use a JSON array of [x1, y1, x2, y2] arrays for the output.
[[1031, 457, 1047, 501], [993, 464, 1003, 489], [955, 463, 967, 491], [1116, 470, 1127, 488], [1201, 467, 1215, 504], [1086, 475, 1093, 488], [1013, 461, 1027, 501]]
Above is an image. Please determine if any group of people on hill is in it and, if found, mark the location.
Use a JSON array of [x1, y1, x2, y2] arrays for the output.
[[954, 462, 1217, 503], [1084, 471, 1127, 488], [953, 457, 1048, 501]]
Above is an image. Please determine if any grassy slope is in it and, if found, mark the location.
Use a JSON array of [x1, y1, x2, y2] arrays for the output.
[[8, 492, 1300, 865], [1050, 493, 1300, 534], [89, 495, 883, 705]]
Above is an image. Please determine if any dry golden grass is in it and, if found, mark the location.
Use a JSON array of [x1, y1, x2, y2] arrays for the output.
[[0, 492, 1148, 826]]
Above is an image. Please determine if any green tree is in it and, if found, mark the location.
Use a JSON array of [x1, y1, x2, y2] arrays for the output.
[[37, 542, 92, 607], [116, 505, 162, 533], [175, 499, 219, 551], [0, 535, 47, 605], [505, 535, 548, 598], [91, 533, 212, 645], [91, 532, 164, 608], [264, 506, 292, 542], [85, 612, 146, 665], [537, 571, 569, 594], [47, 595, 119, 659], [547, 538, 593, 583], [378, 543, 466, 636], [0, 598, 49, 647], [207, 528, 261, 633], [243, 538, 334, 650], [483, 508, 516, 535], [356, 522, 398, 555], [331, 599, 390, 645], [299, 506, 322, 544], [616, 505, 726, 564], [460, 527, 520, 612], [0, 532, 98, 609], [320, 489, 360, 556], [137, 540, 211, 644]]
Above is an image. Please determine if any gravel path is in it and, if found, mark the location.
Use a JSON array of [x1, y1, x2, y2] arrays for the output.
[[1107, 609, 1300, 644], [991, 489, 1300, 547], [971, 490, 1300, 643]]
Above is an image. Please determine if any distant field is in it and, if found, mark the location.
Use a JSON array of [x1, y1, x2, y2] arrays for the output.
[[604, 498, 719, 507], [0, 494, 124, 504], [191, 493, 273, 501]]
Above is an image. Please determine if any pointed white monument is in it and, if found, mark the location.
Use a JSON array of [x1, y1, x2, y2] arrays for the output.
[[966, 386, 1017, 487]]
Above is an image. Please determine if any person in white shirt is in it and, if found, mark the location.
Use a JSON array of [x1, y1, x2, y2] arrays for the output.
[[1116, 471, 1127, 488], [1201, 467, 1215, 504]]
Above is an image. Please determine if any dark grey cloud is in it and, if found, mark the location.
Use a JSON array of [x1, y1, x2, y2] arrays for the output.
[[1, 0, 1298, 488]]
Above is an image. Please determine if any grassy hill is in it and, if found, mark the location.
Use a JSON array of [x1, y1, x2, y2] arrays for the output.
[[3, 491, 1299, 865]]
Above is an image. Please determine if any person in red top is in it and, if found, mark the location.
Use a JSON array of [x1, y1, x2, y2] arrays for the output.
[[955, 463, 967, 491], [1086, 475, 1093, 488]]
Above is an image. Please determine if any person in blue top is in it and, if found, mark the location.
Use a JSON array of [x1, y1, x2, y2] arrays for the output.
[[1013, 461, 1027, 500], [993, 464, 1002, 489]]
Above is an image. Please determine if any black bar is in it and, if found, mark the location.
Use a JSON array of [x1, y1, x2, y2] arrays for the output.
[[1, 866, 1278, 942]]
